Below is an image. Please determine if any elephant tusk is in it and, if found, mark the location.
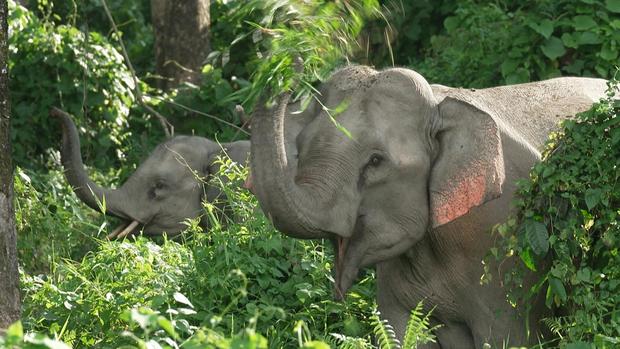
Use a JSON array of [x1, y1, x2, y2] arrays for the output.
[[335, 237, 349, 301], [116, 220, 140, 239], [106, 222, 129, 240]]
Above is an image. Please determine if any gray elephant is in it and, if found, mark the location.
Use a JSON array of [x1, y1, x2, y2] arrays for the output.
[[247, 66, 609, 348], [52, 108, 250, 238]]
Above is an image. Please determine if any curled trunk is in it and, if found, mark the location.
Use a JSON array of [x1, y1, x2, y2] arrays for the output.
[[250, 95, 329, 239], [51, 108, 131, 220]]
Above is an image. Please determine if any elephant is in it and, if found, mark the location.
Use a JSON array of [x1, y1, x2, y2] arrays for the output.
[[51, 108, 250, 238], [247, 65, 609, 348]]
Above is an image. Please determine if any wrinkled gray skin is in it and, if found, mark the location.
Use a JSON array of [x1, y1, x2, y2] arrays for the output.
[[55, 112, 249, 236], [249, 66, 609, 348]]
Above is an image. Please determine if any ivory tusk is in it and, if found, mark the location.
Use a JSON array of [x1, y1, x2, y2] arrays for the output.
[[116, 220, 140, 239], [106, 222, 128, 240]]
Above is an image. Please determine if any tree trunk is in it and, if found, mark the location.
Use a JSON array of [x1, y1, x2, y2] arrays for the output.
[[151, 0, 210, 90], [0, 0, 21, 331]]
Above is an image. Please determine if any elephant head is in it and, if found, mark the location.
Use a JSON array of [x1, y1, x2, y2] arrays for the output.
[[52, 108, 250, 238], [249, 66, 504, 298]]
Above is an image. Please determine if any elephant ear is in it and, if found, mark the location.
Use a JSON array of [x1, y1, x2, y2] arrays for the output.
[[429, 97, 505, 228]]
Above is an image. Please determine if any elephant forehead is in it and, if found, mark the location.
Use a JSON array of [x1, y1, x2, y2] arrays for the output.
[[135, 149, 203, 181]]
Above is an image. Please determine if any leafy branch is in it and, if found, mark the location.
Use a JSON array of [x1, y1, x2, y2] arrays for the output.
[[235, 0, 382, 106], [487, 69, 620, 345], [100, 0, 174, 138]]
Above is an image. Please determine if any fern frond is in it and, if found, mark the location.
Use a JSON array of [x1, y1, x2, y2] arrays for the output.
[[542, 317, 568, 338], [330, 333, 372, 349], [401, 301, 438, 349], [370, 309, 400, 349]]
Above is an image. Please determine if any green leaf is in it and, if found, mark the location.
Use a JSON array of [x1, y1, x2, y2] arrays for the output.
[[444, 16, 460, 32], [130, 309, 152, 329], [549, 277, 567, 302], [585, 188, 602, 210], [145, 339, 163, 349], [600, 42, 618, 61], [578, 31, 602, 45], [572, 15, 597, 31], [301, 341, 330, 349], [594, 334, 620, 346], [343, 316, 364, 337], [520, 248, 537, 271], [576, 268, 592, 283], [566, 341, 594, 349], [41, 338, 72, 349], [500, 59, 520, 76], [528, 19, 554, 39], [525, 219, 549, 255], [6, 321, 23, 338], [505, 68, 530, 84], [545, 283, 554, 308], [541, 36, 566, 59], [157, 317, 177, 339], [173, 292, 194, 308], [606, 0, 620, 13], [327, 112, 353, 139]]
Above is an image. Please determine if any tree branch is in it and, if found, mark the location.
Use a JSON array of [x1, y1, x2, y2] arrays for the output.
[[152, 96, 250, 136], [101, 0, 174, 138]]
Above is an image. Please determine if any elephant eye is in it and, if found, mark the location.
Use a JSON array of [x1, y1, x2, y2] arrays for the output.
[[368, 154, 383, 167], [154, 181, 167, 190]]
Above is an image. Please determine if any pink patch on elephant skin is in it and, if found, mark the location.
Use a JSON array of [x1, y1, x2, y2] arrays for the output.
[[432, 174, 487, 227]]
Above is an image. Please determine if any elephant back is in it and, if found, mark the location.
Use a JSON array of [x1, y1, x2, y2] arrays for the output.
[[431, 78, 607, 151]]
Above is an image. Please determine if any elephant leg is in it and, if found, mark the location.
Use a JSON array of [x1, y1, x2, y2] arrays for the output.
[[376, 268, 414, 340], [433, 321, 475, 349], [376, 274, 440, 349]]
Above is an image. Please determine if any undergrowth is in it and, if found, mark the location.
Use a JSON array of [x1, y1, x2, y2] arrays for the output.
[[7, 158, 436, 349], [487, 71, 620, 348]]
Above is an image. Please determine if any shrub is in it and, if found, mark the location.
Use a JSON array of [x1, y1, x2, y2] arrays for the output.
[[9, 0, 135, 169], [17, 161, 375, 348], [22, 0, 154, 75], [488, 73, 620, 347], [146, 0, 384, 142], [15, 158, 439, 348], [413, 0, 620, 87], [14, 167, 110, 274]]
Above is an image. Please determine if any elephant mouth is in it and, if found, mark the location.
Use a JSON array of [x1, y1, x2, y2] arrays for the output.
[[334, 236, 350, 301], [106, 213, 191, 239], [333, 216, 366, 301], [107, 219, 142, 239]]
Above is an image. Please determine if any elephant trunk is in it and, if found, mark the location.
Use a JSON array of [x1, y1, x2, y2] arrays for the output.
[[51, 108, 131, 220], [250, 94, 329, 239]]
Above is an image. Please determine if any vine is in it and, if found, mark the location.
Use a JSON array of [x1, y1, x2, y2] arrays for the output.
[[487, 70, 620, 347]]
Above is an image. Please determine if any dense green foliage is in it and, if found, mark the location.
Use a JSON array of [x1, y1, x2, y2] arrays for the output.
[[364, 0, 620, 87], [14, 168, 105, 274], [9, 1, 136, 169], [418, 0, 620, 87], [22, 0, 153, 74], [488, 75, 619, 347], [8, 161, 437, 348]]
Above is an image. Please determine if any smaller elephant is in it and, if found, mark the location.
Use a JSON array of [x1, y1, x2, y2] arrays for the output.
[[51, 108, 250, 238]]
